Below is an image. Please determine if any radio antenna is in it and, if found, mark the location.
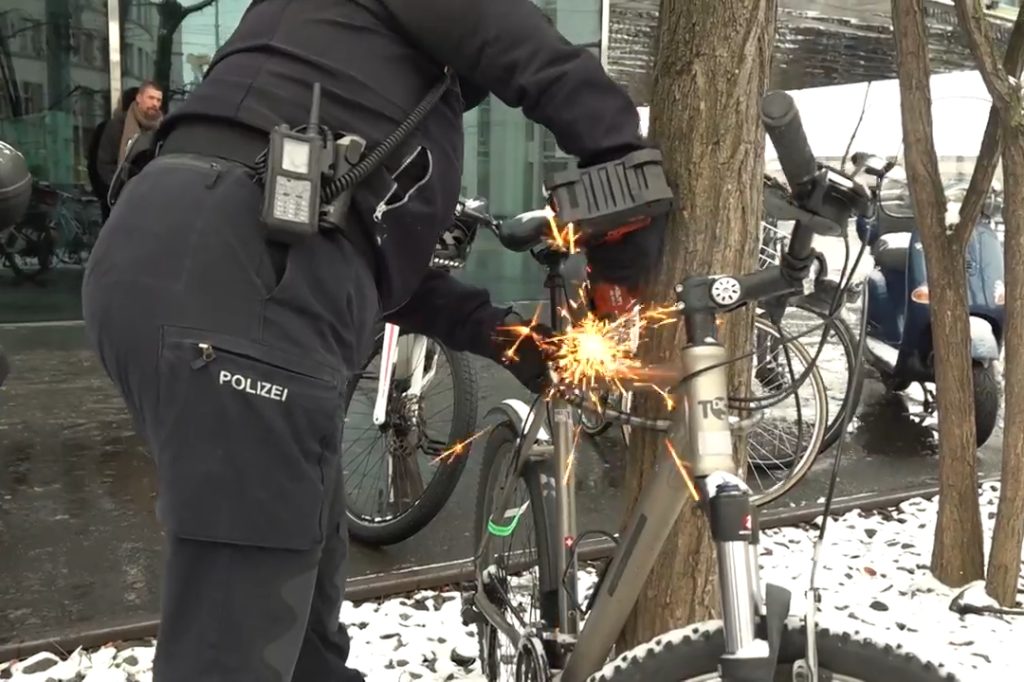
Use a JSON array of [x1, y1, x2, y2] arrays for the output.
[[309, 82, 322, 128]]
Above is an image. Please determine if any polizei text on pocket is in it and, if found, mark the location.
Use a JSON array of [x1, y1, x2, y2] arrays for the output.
[[219, 370, 289, 402]]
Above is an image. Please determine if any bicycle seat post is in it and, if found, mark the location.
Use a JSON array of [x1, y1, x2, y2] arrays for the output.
[[539, 250, 570, 332]]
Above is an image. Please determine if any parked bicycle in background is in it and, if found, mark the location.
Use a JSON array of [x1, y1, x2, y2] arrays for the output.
[[341, 198, 487, 545], [0, 181, 102, 282]]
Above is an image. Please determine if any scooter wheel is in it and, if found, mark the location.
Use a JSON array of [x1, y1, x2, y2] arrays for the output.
[[883, 374, 911, 393], [973, 363, 1000, 447]]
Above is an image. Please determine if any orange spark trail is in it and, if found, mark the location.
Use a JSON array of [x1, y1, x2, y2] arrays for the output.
[[545, 209, 580, 255], [562, 424, 583, 486], [637, 382, 675, 410], [498, 305, 544, 362], [665, 439, 700, 501], [436, 424, 497, 464]]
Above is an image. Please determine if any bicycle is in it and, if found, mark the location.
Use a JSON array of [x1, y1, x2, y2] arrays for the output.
[[464, 92, 953, 681], [50, 188, 102, 266], [760, 178, 865, 456], [340, 198, 485, 545], [578, 202, 835, 504], [1, 181, 57, 282], [583, 186, 865, 462]]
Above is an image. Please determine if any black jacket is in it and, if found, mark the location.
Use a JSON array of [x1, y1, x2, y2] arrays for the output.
[[95, 110, 126, 188], [162, 0, 645, 357]]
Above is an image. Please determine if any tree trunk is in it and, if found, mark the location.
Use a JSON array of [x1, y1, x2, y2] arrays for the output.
[[892, 0, 984, 587], [618, 0, 775, 649], [154, 2, 184, 101], [987, 135, 1024, 605], [155, 0, 217, 110], [948, 2, 1024, 609], [0, 24, 23, 117]]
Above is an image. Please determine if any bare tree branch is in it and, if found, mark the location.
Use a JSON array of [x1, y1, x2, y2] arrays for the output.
[[955, 9, 1024, 242], [954, 0, 1021, 114], [182, 0, 217, 17], [841, 81, 872, 173]]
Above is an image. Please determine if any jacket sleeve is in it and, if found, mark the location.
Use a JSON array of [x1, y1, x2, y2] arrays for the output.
[[96, 115, 123, 186], [383, 268, 511, 360], [381, 0, 645, 165]]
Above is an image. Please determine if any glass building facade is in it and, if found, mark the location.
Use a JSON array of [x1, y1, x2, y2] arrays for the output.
[[0, 0, 604, 323]]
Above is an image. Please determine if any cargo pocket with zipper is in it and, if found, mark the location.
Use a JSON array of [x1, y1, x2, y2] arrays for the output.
[[155, 325, 343, 550]]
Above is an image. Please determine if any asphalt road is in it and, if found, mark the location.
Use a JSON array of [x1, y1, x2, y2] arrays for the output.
[[0, 319, 1004, 646], [0, 228, 1006, 645]]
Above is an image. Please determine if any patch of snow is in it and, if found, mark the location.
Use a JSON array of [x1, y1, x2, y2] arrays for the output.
[[1, 484, 1020, 681]]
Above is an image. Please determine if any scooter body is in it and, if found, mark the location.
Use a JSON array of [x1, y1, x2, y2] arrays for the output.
[[860, 214, 1004, 385]]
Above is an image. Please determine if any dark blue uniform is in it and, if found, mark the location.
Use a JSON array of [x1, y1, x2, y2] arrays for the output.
[[82, 1, 648, 680]]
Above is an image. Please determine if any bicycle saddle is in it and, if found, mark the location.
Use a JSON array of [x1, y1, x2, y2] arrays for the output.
[[496, 210, 551, 252]]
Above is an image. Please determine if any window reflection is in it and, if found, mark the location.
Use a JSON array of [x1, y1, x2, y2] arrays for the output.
[[0, 0, 603, 322], [1, 0, 111, 322]]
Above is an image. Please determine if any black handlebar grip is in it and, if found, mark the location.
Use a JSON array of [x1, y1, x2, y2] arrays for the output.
[[761, 91, 818, 192]]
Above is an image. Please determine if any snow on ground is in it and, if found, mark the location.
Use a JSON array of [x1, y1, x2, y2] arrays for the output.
[[3, 482, 1021, 681]]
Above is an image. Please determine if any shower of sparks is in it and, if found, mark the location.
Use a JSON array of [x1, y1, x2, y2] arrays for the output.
[[431, 298, 686, 472], [543, 301, 682, 418], [665, 439, 700, 501], [435, 424, 497, 464]]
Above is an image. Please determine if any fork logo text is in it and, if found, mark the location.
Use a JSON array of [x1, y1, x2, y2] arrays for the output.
[[218, 370, 289, 402]]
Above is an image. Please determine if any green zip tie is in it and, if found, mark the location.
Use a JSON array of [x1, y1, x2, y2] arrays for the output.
[[487, 509, 524, 537]]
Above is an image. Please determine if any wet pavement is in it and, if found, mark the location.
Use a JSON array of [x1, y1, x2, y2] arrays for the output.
[[0, 228, 1006, 644]]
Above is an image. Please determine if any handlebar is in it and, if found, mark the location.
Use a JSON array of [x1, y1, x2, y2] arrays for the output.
[[456, 200, 498, 229], [672, 91, 871, 338], [761, 91, 818, 194]]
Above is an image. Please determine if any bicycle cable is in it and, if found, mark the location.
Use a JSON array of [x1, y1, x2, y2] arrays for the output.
[[729, 234, 868, 412], [808, 260, 871, 603], [728, 229, 853, 409]]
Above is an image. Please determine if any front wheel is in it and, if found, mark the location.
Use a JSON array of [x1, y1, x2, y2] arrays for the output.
[[973, 362, 1000, 447], [590, 618, 956, 681], [342, 332, 478, 545]]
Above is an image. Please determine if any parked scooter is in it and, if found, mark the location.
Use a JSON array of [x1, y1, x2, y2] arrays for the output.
[[0, 138, 34, 388], [851, 152, 1004, 446]]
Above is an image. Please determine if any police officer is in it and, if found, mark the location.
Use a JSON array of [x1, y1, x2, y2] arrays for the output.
[[82, 0, 665, 680]]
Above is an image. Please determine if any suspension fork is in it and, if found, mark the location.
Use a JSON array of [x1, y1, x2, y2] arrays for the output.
[[373, 323, 402, 426], [401, 334, 431, 415], [705, 472, 759, 654]]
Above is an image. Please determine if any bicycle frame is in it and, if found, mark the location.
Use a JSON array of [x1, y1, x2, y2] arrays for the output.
[[474, 256, 778, 682], [593, 219, 788, 450]]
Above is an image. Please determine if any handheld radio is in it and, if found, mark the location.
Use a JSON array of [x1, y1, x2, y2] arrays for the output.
[[261, 84, 329, 243]]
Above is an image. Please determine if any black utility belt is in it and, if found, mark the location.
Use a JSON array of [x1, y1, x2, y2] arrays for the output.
[[106, 120, 270, 210], [161, 120, 379, 267], [158, 121, 269, 168]]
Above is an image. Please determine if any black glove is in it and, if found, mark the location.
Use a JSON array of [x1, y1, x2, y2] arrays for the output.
[[585, 213, 668, 291], [491, 312, 552, 394]]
